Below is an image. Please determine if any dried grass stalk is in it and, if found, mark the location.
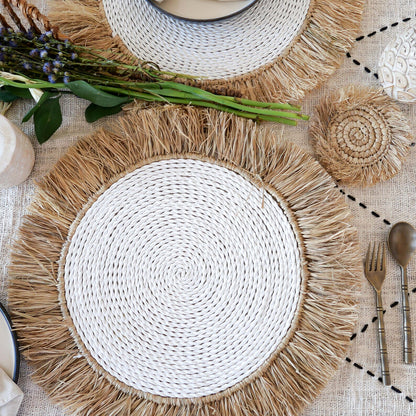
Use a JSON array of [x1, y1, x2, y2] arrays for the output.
[[310, 85, 413, 187], [48, 0, 364, 101], [9, 106, 361, 416]]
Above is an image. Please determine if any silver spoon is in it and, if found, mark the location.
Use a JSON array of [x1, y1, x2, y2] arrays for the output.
[[388, 222, 416, 364]]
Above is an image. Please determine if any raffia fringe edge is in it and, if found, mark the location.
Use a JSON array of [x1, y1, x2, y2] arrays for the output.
[[310, 85, 413, 187], [48, 0, 364, 101], [9, 106, 361, 416]]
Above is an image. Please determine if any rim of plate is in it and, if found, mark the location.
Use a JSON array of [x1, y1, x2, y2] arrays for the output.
[[0, 302, 20, 382], [146, 0, 259, 23]]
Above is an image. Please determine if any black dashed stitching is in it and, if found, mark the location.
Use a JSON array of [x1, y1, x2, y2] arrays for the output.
[[339, 190, 391, 225], [346, 359, 414, 401], [351, 288, 416, 343], [345, 54, 379, 78], [355, 17, 412, 41]]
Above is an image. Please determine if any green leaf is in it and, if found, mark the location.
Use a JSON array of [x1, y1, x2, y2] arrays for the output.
[[5, 86, 33, 99], [85, 103, 124, 123], [33, 96, 62, 144], [67, 81, 131, 107], [0, 87, 19, 102], [22, 91, 51, 122]]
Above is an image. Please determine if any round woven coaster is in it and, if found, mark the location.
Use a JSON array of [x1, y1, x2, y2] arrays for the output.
[[9, 106, 361, 416], [310, 85, 413, 187], [49, 0, 364, 101]]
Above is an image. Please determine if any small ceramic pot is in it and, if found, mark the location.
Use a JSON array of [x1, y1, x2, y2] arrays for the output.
[[0, 115, 35, 189]]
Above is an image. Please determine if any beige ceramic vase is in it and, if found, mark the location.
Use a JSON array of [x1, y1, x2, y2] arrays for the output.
[[0, 115, 35, 189]]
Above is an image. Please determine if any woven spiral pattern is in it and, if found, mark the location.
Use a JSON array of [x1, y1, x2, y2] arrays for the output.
[[102, 0, 310, 79], [310, 85, 413, 187], [50, 0, 364, 101], [329, 107, 390, 167], [8, 107, 361, 416], [63, 158, 302, 398]]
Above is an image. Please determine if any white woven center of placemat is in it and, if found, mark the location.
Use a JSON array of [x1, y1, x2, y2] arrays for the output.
[[63, 158, 302, 398], [102, 0, 311, 79]]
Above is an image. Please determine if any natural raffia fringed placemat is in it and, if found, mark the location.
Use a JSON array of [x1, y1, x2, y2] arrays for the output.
[[9, 106, 361, 416], [49, 0, 364, 101]]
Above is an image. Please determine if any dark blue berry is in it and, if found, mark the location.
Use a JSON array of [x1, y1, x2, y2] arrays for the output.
[[43, 62, 52, 73]]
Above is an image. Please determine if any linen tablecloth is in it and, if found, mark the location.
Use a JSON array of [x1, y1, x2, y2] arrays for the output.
[[0, 0, 416, 414]]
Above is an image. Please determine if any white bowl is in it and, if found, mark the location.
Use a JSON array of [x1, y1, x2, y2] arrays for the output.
[[147, 0, 259, 22]]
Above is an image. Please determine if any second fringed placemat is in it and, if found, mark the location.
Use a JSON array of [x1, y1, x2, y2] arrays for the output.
[[49, 0, 364, 101], [9, 106, 361, 416]]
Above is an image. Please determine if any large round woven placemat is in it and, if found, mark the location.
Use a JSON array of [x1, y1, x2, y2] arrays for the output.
[[49, 0, 364, 101], [9, 106, 361, 416]]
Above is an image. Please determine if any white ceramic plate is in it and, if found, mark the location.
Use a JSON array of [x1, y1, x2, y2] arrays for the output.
[[0, 302, 19, 382], [148, 0, 258, 22]]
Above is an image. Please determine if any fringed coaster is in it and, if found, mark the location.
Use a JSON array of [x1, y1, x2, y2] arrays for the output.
[[9, 106, 361, 416], [310, 85, 413, 187], [48, 0, 364, 101]]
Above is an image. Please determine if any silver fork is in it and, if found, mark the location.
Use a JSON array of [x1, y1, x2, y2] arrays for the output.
[[364, 242, 391, 386]]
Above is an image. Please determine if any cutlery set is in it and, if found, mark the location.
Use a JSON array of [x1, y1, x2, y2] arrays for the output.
[[364, 222, 416, 385]]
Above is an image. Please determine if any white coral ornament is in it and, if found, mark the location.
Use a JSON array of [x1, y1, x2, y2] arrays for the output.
[[379, 27, 416, 103]]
